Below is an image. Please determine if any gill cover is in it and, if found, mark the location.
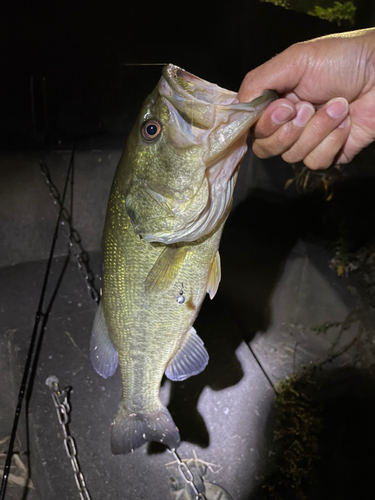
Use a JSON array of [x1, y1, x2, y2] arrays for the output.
[[124, 64, 277, 244]]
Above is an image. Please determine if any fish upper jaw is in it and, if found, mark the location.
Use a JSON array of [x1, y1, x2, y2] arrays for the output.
[[162, 64, 239, 105], [160, 64, 277, 168], [160, 64, 276, 129]]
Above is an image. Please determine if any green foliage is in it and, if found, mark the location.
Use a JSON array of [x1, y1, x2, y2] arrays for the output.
[[259, 0, 356, 25], [329, 222, 355, 277], [264, 370, 322, 499], [261, 0, 291, 7], [312, 321, 341, 334], [308, 1, 356, 24]]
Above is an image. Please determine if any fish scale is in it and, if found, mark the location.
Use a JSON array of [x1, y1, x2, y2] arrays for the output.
[[90, 64, 277, 454], [103, 182, 220, 409]]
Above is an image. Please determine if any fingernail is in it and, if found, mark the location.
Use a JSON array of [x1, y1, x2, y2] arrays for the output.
[[339, 115, 350, 129], [292, 104, 315, 127], [271, 104, 294, 125], [326, 98, 348, 119]]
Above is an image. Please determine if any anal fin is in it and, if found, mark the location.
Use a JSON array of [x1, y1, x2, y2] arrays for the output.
[[207, 250, 221, 299], [144, 246, 188, 293], [90, 302, 118, 379], [165, 327, 209, 382]]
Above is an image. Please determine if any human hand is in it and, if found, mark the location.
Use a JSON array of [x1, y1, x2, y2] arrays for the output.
[[238, 28, 375, 169]]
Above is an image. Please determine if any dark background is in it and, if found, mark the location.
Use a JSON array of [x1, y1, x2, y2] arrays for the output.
[[2, 3, 375, 499], [2, 0, 375, 148]]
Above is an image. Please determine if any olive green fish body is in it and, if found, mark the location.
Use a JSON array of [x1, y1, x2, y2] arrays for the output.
[[90, 64, 277, 454], [103, 179, 222, 408]]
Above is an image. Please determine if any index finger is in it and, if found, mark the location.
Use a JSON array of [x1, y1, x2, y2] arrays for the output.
[[251, 98, 297, 138]]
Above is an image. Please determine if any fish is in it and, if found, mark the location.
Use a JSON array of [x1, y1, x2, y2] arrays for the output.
[[90, 64, 277, 454]]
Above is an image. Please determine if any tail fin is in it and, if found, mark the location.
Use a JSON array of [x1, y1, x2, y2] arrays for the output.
[[111, 403, 181, 454]]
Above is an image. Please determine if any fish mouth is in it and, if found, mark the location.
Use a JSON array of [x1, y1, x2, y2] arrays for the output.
[[160, 65, 277, 171], [163, 65, 240, 106], [160, 65, 236, 132], [140, 65, 277, 245], [161, 64, 277, 131]]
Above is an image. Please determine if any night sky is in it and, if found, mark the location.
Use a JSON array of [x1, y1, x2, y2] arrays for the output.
[[1, 0, 372, 146]]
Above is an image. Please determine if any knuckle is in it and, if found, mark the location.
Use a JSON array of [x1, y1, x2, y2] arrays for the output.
[[335, 151, 351, 165], [243, 71, 253, 85], [278, 121, 300, 144], [282, 149, 303, 164], [252, 141, 272, 159], [304, 129, 346, 170], [252, 117, 269, 140], [303, 157, 330, 170], [255, 124, 296, 157], [304, 147, 334, 170]]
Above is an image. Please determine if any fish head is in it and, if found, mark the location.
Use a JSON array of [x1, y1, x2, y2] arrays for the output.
[[122, 64, 277, 244]]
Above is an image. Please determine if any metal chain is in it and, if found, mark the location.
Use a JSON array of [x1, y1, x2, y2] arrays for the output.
[[46, 376, 207, 500], [39, 154, 100, 304], [46, 376, 92, 500], [168, 449, 206, 500], [41, 155, 209, 500]]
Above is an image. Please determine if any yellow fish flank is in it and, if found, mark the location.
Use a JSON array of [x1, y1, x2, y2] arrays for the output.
[[90, 64, 277, 454]]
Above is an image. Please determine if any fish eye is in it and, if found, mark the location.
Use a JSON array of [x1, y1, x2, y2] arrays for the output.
[[142, 120, 161, 141]]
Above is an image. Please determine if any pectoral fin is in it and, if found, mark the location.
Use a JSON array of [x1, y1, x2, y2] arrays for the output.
[[206, 250, 221, 299], [145, 246, 188, 293], [90, 302, 118, 379], [165, 327, 209, 381]]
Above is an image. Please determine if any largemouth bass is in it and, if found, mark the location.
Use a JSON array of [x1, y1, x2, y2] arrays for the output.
[[90, 64, 276, 454]]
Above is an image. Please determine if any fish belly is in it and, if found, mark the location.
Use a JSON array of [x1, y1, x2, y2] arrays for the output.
[[99, 184, 221, 453]]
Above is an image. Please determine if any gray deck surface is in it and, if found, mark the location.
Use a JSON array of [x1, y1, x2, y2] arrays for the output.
[[1, 147, 375, 500]]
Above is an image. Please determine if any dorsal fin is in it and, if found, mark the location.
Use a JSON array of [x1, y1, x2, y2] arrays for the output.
[[144, 246, 188, 293]]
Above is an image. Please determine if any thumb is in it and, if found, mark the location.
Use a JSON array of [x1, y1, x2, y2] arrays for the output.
[[238, 44, 309, 103]]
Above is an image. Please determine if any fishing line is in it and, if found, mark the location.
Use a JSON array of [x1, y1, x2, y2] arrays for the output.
[[247, 343, 277, 395], [0, 148, 75, 500], [26, 253, 71, 403], [224, 302, 277, 395], [22, 252, 71, 496], [26, 150, 76, 402], [123, 63, 167, 66], [235, 316, 277, 394]]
